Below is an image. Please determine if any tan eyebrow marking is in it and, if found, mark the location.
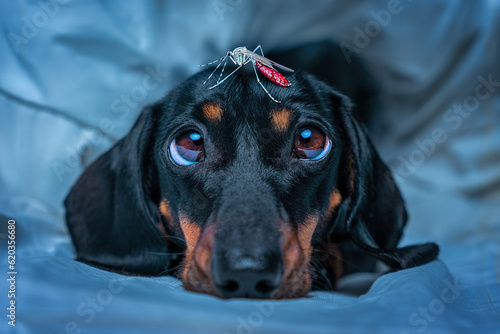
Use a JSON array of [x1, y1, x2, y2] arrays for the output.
[[271, 108, 293, 133], [201, 102, 223, 122]]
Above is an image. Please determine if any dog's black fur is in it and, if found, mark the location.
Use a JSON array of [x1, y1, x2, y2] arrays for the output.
[[65, 43, 438, 299]]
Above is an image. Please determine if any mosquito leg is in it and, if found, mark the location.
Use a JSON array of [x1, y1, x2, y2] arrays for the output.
[[203, 55, 227, 85], [253, 45, 264, 55], [252, 61, 280, 103], [198, 54, 227, 68], [253, 45, 265, 57], [242, 54, 251, 66], [216, 56, 229, 84], [209, 64, 243, 89]]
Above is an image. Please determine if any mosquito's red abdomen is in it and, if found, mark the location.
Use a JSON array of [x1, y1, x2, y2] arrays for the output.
[[255, 62, 291, 87]]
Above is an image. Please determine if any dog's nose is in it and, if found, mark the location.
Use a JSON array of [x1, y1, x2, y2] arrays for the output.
[[212, 248, 282, 299]]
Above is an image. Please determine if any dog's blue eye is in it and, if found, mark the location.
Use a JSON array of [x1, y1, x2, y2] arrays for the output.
[[293, 127, 331, 160], [169, 131, 205, 166]]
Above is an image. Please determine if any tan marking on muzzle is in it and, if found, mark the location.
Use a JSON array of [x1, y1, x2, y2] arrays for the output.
[[159, 198, 174, 224], [180, 224, 217, 296], [273, 222, 311, 299], [297, 215, 319, 259], [157, 198, 174, 237], [327, 190, 342, 217], [179, 213, 201, 253]]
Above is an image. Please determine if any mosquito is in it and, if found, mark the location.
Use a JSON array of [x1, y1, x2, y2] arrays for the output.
[[199, 45, 294, 103]]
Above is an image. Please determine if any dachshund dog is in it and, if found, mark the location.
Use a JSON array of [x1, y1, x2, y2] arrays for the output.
[[65, 44, 438, 299]]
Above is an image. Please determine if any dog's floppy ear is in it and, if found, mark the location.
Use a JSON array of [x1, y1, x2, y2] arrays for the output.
[[333, 94, 439, 270], [64, 105, 170, 275]]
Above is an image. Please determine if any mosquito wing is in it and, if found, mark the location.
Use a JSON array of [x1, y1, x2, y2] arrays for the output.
[[245, 50, 294, 72]]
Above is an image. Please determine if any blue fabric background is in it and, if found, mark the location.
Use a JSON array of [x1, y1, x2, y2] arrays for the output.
[[1, 1, 499, 333]]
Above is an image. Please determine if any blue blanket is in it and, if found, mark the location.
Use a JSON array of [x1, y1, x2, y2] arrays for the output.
[[1, 201, 498, 333]]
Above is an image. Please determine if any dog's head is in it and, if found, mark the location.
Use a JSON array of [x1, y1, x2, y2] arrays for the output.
[[65, 69, 438, 299]]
